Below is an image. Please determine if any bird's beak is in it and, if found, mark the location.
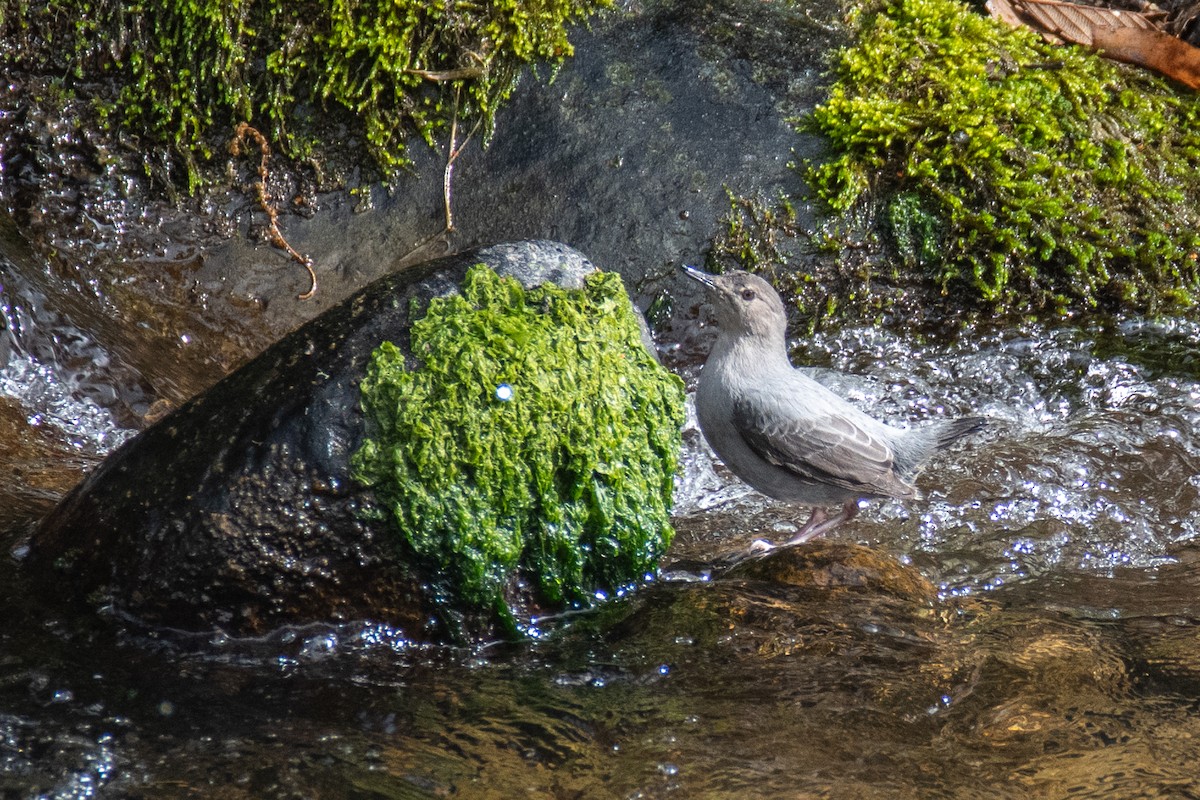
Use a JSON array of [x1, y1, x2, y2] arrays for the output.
[[680, 264, 718, 291]]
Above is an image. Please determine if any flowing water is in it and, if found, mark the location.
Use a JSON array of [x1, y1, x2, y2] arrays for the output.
[[8, 0, 1200, 790], [6, 216, 1200, 798]]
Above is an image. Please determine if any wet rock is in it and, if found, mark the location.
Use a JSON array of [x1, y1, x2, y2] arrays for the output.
[[0, 398, 91, 534], [176, 0, 840, 337], [722, 541, 939, 604], [25, 240, 636, 639]]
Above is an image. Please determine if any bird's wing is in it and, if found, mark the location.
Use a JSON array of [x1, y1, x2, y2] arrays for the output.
[[732, 394, 915, 498]]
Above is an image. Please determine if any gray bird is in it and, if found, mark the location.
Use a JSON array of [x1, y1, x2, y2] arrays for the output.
[[682, 265, 984, 545]]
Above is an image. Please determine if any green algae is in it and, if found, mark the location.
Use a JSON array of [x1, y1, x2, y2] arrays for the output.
[[16, 0, 606, 189], [350, 265, 685, 625], [804, 0, 1200, 313]]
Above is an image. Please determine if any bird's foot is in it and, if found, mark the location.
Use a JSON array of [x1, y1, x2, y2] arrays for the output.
[[737, 502, 859, 560], [781, 501, 858, 547]]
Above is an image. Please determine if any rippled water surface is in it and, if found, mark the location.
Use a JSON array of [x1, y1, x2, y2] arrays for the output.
[[6, 221, 1200, 797]]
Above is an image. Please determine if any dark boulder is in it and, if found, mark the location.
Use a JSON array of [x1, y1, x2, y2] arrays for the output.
[[27, 241, 619, 638]]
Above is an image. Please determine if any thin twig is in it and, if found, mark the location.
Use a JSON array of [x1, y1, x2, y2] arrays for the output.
[[394, 81, 486, 266], [230, 122, 318, 300], [441, 86, 486, 232], [406, 66, 485, 82], [444, 88, 460, 231], [406, 50, 487, 83]]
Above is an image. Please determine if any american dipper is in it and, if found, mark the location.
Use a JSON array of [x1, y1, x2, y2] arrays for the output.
[[683, 265, 984, 545]]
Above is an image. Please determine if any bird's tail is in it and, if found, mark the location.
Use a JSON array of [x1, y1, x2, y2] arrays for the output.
[[932, 416, 987, 450], [893, 416, 987, 477]]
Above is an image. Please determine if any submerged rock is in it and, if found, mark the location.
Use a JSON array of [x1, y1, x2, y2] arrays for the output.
[[723, 541, 938, 604], [26, 241, 684, 639]]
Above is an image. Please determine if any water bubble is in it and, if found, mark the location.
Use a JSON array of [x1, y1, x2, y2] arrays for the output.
[[299, 632, 340, 661]]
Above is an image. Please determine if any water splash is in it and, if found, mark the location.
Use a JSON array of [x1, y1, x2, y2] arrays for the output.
[[0, 354, 133, 454], [1, 267, 136, 456]]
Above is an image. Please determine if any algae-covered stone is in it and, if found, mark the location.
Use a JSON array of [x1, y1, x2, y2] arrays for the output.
[[27, 241, 680, 639], [352, 265, 685, 624]]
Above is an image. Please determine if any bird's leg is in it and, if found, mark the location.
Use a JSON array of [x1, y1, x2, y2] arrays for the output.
[[794, 506, 828, 539], [748, 506, 828, 554], [746, 501, 860, 555], [783, 500, 859, 546]]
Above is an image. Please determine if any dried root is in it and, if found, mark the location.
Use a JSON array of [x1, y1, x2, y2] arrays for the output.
[[230, 123, 318, 300]]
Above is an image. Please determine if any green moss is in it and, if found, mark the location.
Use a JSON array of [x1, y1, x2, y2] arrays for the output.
[[886, 191, 942, 271], [350, 265, 685, 626], [803, 0, 1200, 313], [21, 0, 606, 189], [710, 188, 800, 273]]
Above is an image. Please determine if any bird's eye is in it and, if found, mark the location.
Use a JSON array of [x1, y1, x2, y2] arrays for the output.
[[740, 288, 756, 301]]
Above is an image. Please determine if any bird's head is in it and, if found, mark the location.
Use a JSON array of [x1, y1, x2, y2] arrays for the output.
[[680, 265, 788, 341]]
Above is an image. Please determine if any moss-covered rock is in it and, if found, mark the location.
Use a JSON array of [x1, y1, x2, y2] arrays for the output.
[[804, 0, 1200, 314], [8, 0, 607, 187], [352, 264, 685, 625], [27, 241, 682, 639]]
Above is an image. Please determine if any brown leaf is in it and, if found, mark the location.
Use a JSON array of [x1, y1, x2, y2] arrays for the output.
[[1093, 26, 1200, 87], [987, 0, 1200, 89], [988, 0, 1045, 36]]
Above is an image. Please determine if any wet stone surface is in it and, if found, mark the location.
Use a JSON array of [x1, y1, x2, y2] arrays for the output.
[[25, 241, 611, 638]]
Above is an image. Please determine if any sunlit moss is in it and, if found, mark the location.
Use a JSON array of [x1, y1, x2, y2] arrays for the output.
[[17, 0, 606, 189], [350, 265, 685, 626], [804, 0, 1200, 313]]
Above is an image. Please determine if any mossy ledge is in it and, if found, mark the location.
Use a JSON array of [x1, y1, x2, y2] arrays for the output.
[[4, 0, 608, 189], [351, 264, 686, 628], [802, 0, 1200, 315]]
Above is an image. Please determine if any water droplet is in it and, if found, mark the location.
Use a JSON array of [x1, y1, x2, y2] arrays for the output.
[[495, 383, 514, 401]]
